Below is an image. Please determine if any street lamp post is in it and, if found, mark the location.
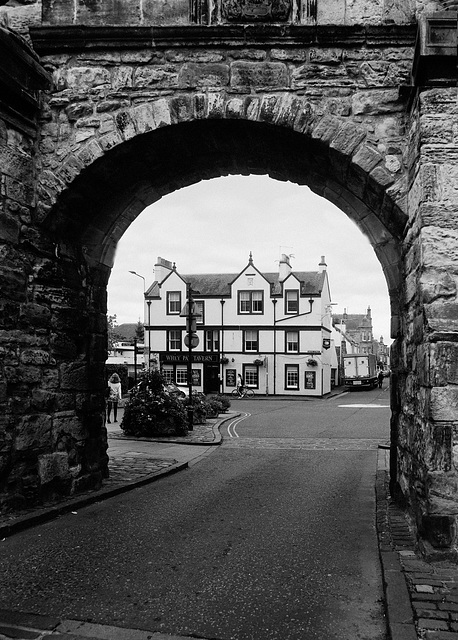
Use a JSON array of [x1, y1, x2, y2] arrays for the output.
[[128, 270, 146, 382]]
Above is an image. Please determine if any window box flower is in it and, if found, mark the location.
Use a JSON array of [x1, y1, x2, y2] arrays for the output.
[[253, 358, 264, 366], [307, 358, 318, 366]]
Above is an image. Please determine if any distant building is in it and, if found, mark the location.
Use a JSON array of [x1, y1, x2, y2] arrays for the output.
[[332, 307, 390, 376], [107, 341, 145, 386], [143, 254, 338, 397]]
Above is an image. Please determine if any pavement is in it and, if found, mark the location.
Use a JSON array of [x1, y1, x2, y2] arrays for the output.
[[1, 404, 458, 639]]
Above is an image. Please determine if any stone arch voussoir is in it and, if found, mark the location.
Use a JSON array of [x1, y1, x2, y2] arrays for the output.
[[39, 91, 407, 238]]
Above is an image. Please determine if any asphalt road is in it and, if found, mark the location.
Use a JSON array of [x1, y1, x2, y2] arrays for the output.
[[0, 386, 390, 640]]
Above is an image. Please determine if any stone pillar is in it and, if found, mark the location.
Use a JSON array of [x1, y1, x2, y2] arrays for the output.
[[400, 84, 458, 551], [0, 27, 108, 512]]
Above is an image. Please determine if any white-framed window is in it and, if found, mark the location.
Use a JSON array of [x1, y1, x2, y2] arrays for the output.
[[285, 365, 299, 390], [244, 330, 258, 352], [206, 330, 219, 352], [244, 365, 258, 388], [167, 291, 181, 315], [286, 331, 299, 353], [167, 329, 181, 351], [176, 367, 188, 385], [285, 290, 299, 314], [162, 365, 174, 384], [238, 290, 264, 314]]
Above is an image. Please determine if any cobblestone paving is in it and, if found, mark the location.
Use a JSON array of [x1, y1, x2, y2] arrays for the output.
[[223, 437, 389, 450], [105, 455, 178, 484], [108, 419, 221, 444], [377, 458, 458, 640]]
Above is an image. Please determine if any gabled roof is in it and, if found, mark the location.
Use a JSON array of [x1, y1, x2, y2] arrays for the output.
[[146, 270, 325, 298], [334, 313, 372, 332]]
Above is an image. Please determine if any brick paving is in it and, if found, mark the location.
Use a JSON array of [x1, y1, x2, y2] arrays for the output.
[[223, 436, 389, 450], [377, 449, 458, 640]]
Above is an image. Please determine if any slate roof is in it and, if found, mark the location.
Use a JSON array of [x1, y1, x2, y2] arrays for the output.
[[146, 270, 325, 298], [333, 313, 372, 331]]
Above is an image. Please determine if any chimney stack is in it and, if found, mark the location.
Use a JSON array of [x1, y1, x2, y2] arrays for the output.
[[278, 254, 292, 282], [319, 256, 327, 271], [154, 257, 173, 283]]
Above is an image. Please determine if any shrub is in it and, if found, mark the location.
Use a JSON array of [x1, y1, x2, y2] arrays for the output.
[[121, 370, 187, 437], [214, 394, 231, 412], [185, 392, 208, 425], [205, 395, 231, 417]]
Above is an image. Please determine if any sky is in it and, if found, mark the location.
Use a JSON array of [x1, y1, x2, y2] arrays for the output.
[[107, 174, 392, 345]]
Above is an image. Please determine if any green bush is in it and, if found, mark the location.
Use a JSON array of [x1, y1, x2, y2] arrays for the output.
[[208, 394, 231, 413], [121, 370, 188, 437], [205, 396, 225, 417], [185, 392, 208, 425]]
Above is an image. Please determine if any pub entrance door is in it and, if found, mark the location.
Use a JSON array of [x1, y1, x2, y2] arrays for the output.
[[204, 364, 220, 395]]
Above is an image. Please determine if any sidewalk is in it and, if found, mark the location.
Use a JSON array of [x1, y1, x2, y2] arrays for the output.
[[1, 413, 458, 639], [0, 411, 229, 539]]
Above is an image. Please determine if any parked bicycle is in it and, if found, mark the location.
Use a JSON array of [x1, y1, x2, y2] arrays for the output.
[[231, 386, 255, 398]]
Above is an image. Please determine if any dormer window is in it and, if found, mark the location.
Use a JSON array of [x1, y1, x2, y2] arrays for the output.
[[285, 290, 299, 314]]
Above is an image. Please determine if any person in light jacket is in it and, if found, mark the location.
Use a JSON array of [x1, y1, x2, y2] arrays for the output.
[[107, 373, 122, 423]]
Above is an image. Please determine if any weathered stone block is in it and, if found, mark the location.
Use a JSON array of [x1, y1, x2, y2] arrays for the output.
[[430, 387, 458, 422], [352, 89, 403, 115], [38, 452, 71, 484], [52, 411, 89, 443], [179, 63, 229, 89], [15, 414, 52, 452], [20, 350, 52, 366], [420, 268, 456, 304], [231, 62, 288, 90], [133, 66, 179, 89]]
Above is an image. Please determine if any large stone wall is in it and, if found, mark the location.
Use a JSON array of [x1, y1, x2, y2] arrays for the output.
[[397, 86, 458, 549], [1, 0, 458, 551]]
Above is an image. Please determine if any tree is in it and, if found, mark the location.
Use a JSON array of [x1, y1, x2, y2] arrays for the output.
[[107, 315, 123, 351], [135, 319, 144, 342]]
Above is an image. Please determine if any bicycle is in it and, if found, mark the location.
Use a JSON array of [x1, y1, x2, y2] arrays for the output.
[[232, 387, 255, 398]]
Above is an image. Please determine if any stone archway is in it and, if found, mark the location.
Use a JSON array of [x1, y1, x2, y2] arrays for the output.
[[10, 100, 407, 507], [1, 8, 458, 549]]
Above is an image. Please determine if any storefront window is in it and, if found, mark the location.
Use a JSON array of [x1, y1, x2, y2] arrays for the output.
[[244, 365, 258, 388], [285, 365, 299, 389]]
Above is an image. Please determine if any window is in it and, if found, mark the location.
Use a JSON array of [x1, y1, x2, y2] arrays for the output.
[[167, 291, 181, 315], [167, 329, 181, 351], [194, 300, 204, 324], [244, 330, 258, 352], [285, 290, 299, 314], [206, 330, 219, 352], [238, 290, 264, 314], [244, 365, 259, 388], [285, 365, 299, 390], [286, 331, 299, 353], [162, 365, 174, 384], [176, 367, 188, 385]]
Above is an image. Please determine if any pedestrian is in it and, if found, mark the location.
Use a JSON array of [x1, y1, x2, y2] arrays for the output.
[[377, 370, 384, 388], [237, 373, 244, 397], [107, 373, 122, 423]]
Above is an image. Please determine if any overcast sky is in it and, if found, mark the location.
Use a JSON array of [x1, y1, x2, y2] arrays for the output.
[[108, 174, 392, 345]]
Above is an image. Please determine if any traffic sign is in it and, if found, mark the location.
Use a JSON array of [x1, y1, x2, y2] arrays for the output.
[[184, 333, 199, 348]]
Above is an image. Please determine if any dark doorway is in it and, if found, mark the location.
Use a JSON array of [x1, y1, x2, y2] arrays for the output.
[[204, 364, 220, 394]]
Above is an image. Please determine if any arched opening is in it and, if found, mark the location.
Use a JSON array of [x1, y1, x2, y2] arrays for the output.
[[12, 116, 406, 510], [45, 118, 405, 329]]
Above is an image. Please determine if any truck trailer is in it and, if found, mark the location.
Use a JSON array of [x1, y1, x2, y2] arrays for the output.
[[343, 353, 378, 389]]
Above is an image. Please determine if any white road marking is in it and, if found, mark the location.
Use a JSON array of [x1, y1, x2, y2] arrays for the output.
[[338, 404, 390, 408], [227, 413, 250, 438]]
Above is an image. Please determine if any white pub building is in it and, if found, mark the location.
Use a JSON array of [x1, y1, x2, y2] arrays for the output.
[[144, 254, 337, 397]]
